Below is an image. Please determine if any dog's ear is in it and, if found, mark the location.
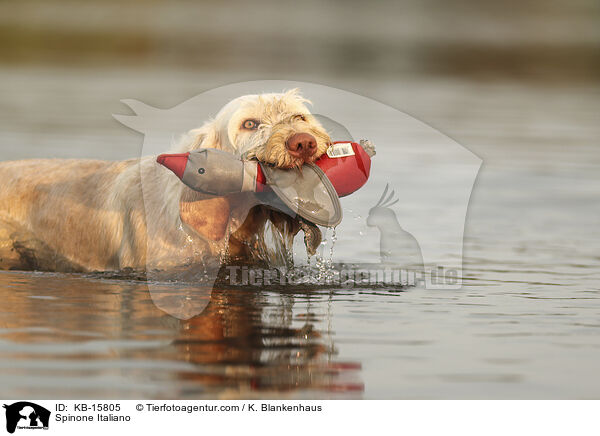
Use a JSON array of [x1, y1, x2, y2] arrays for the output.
[[189, 123, 221, 150], [179, 189, 230, 241]]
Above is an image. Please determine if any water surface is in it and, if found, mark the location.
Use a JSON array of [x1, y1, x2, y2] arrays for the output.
[[0, 67, 599, 398]]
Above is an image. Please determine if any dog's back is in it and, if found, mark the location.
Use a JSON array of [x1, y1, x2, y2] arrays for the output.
[[0, 158, 143, 272]]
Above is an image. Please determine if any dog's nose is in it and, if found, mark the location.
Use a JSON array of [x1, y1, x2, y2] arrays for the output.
[[286, 133, 317, 159]]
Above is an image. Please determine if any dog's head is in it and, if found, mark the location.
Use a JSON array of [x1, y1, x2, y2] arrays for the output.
[[189, 89, 331, 168], [172, 90, 330, 265]]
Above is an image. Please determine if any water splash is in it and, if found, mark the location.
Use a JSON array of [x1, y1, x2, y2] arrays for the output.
[[327, 227, 338, 269], [305, 227, 337, 284], [157, 216, 407, 291]]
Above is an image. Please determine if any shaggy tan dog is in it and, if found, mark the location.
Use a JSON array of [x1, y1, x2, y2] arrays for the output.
[[0, 90, 331, 273]]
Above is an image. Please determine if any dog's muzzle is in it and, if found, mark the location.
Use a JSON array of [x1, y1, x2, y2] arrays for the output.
[[285, 132, 318, 162]]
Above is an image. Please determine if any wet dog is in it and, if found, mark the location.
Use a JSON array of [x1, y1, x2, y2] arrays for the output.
[[0, 89, 331, 272]]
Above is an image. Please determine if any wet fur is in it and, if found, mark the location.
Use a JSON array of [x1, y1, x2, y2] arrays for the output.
[[0, 90, 330, 272]]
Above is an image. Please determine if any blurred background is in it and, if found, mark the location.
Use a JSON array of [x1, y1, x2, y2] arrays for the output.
[[0, 0, 598, 162], [2, 0, 599, 80], [1, 0, 600, 399]]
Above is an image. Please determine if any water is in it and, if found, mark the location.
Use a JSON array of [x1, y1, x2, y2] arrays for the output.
[[0, 67, 599, 398]]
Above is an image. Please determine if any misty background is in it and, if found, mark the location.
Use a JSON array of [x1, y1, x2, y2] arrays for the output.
[[2, 0, 599, 81]]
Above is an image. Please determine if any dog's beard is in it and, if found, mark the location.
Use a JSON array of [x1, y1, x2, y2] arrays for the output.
[[227, 204, 322, 268], [261, 208, 323, 264]]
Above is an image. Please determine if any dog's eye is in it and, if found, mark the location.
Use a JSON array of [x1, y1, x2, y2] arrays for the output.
[[293, 114, 307, 122], [242, 119, 259, 130]]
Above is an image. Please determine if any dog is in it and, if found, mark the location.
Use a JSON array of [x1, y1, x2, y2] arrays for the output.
[[0, 89, 332, 273]]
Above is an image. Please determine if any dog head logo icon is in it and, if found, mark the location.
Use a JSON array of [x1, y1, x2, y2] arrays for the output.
[[3, 402, 50, 434]]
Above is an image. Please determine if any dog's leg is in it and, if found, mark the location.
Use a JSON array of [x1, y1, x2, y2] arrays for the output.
[[0, 218, 31, 270], [0, 217, 84, 271]]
